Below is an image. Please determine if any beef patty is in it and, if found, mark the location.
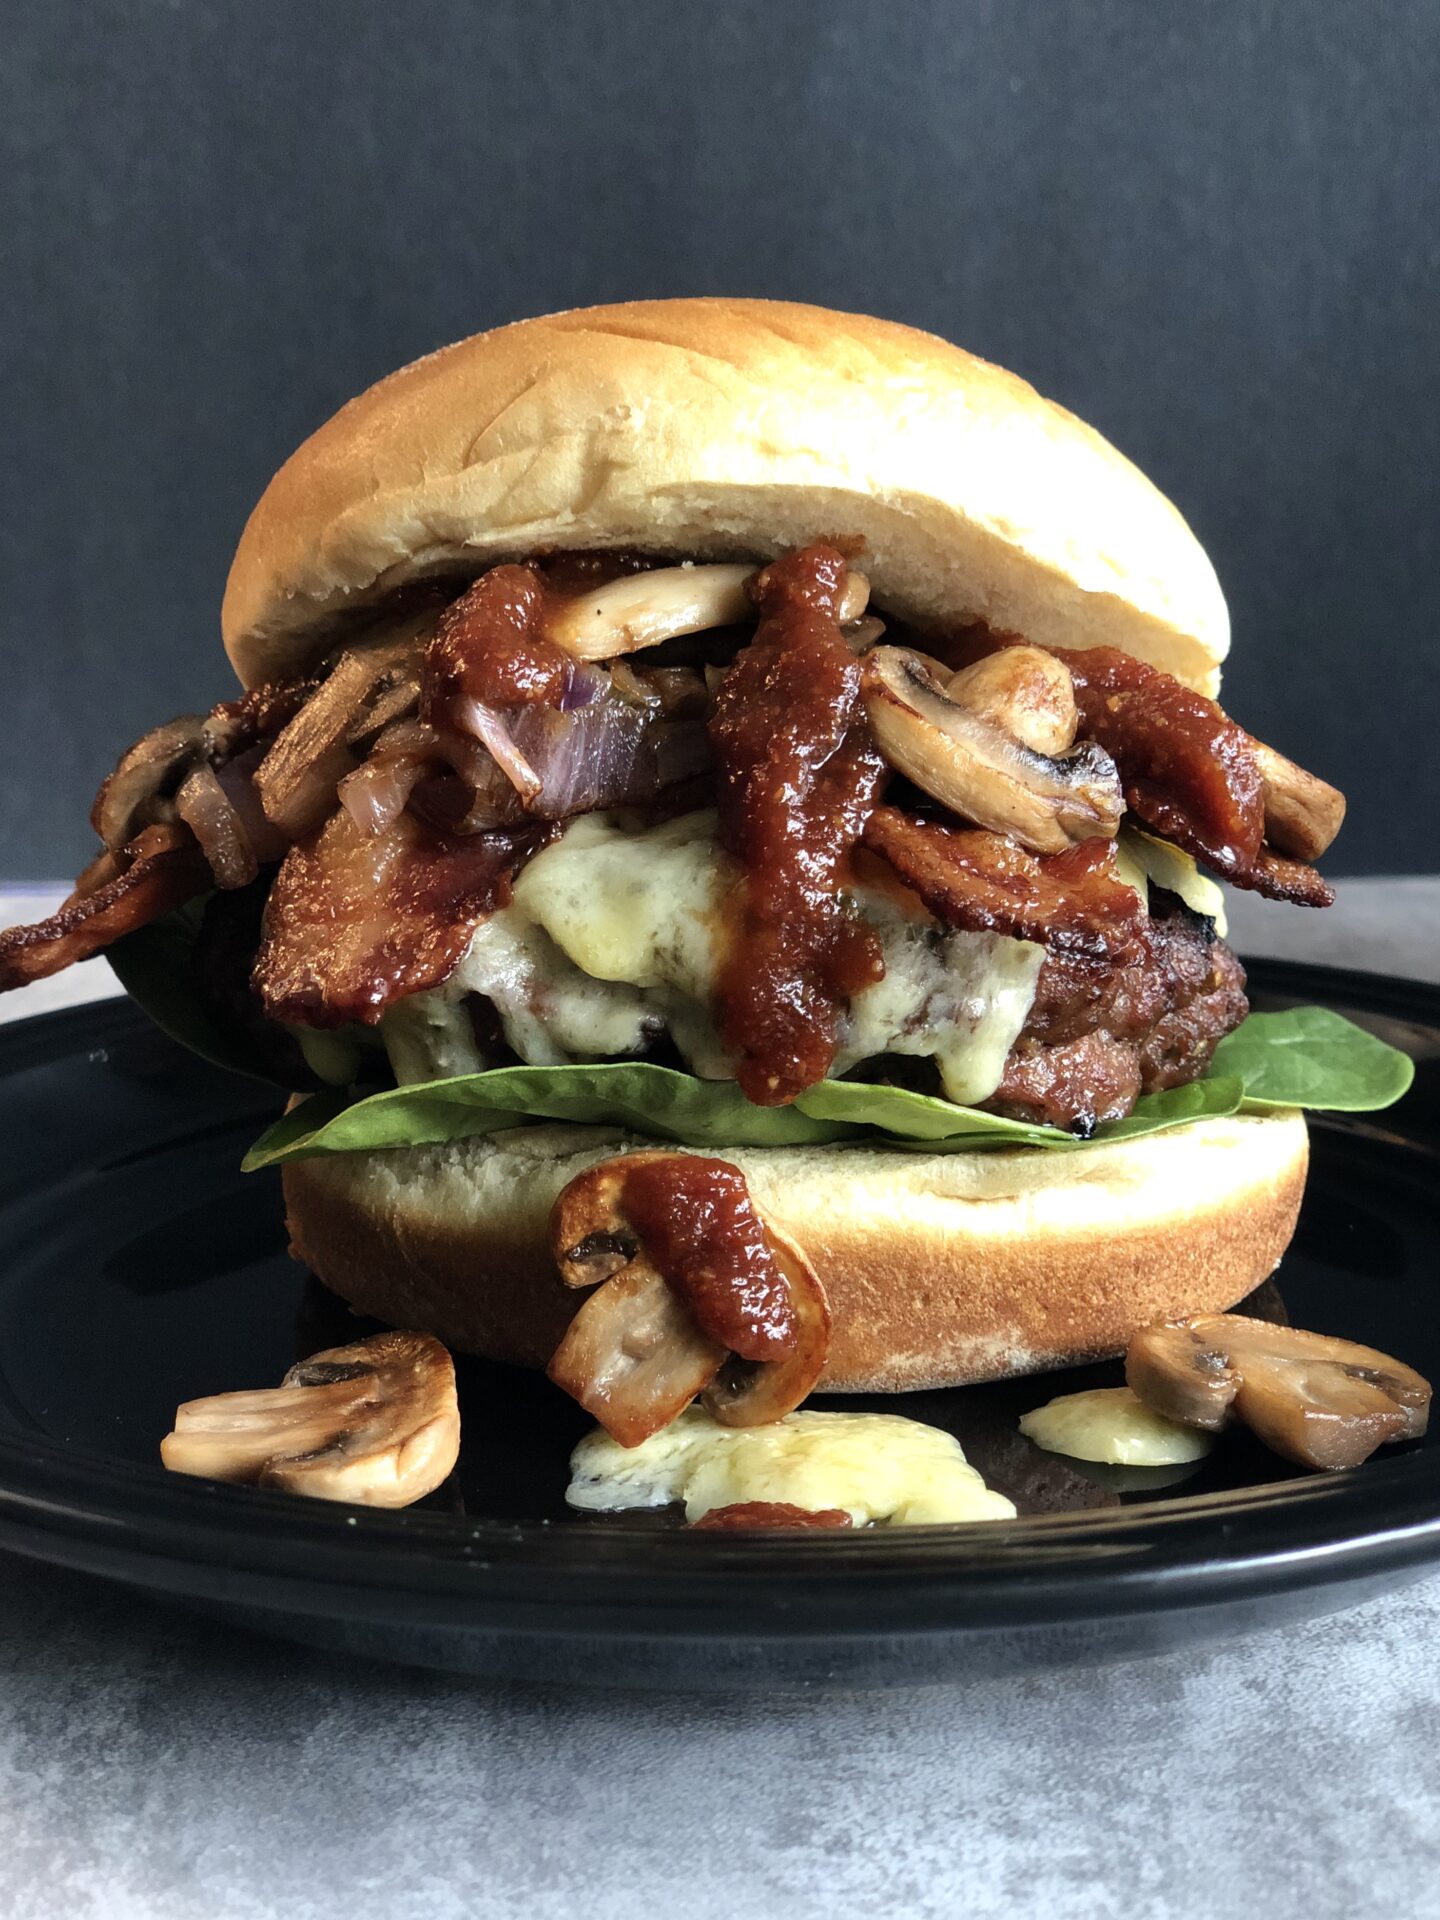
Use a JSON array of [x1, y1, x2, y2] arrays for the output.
[[985, 890, 1248, 1133]]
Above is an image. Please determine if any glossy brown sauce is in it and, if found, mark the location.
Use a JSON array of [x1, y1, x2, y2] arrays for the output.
[[1063, 648, 1264, 877], [709, 544, 887, 1106], [691, 1503, 853, 1530], [420, 553, 660, 719], [620, 1154, 797, 1361], [421, 565, 575, 715]]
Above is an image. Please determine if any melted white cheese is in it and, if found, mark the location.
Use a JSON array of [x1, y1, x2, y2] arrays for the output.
[[1019, 1386, 1213, 1466], [566, 1404, 1017, 1526], [382, 810, 1043, 1102], [1115, 828, 1228, 936]]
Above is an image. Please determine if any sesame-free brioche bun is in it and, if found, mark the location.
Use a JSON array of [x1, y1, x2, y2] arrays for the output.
[[223, 298, 1229, 696], [282, 1108, 1307, 1393]]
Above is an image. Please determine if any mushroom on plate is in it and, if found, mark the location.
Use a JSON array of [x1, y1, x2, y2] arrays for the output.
[[1126, 1313, 1431, 1470], [160, 1330, 460, 1507], [862, 646, 1123, 853], [548, 1151, 831, 1446]]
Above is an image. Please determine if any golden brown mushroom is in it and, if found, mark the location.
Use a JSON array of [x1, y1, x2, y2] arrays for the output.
[[862, 646, 1123, 853], [160, 1331, 460, 1507], [1126, 1314, 1431, 1470], [1251, 741, 1347, 862], [548, 1151, 830, 1446], [947, 644, 1080, 756]]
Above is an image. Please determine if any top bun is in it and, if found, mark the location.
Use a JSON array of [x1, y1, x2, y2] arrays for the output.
[[222, 299, 1228, 693]]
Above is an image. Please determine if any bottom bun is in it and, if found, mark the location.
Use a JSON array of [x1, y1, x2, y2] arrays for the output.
[[282, 1109, 1309, 1393]]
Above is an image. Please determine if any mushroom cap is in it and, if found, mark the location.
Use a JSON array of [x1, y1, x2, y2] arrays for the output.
[[222, 299, 1228, 694]]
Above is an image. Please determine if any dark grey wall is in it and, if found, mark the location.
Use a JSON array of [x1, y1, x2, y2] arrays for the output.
[[3, 0, 1436, 877]]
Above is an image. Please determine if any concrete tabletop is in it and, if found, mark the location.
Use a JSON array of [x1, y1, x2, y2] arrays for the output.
[[1, 879, 1437, 1920]]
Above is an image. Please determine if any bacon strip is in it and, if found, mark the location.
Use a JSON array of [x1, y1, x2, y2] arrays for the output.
[[863, 808, 1144, 960], [709, 545, 887, 1105], [0, 825, 209, 990], [252, 807, 552, 1026]]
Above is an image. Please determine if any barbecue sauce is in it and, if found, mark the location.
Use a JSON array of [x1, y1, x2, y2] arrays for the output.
[[421, 553, 658, 719], [620, 1154, 797, 1361], [709, 544, 886, 1105]]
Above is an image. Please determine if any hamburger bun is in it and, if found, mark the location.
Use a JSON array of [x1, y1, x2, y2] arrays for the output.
[[223, 298, 1228, 695], [283, 1108, 1308, 1393]]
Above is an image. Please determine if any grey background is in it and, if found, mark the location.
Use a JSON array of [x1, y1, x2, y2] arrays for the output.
[[2, 0, 1436, 879]]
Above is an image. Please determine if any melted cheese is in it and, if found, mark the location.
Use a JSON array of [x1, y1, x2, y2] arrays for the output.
[[1115, 828, 1228, 936], [382, 809, 1044, 1102], [1019, 1386, 1213, 1466], [566, 1404, 1017, 1526]]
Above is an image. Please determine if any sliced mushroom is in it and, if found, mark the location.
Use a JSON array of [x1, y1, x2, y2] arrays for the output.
[[1251, 740, 1347, 862], [1126, 1314, 1431, 1471], [863, 647, 1123, 853], [160, 1331, 460, 1506], [544, 562, 869, 660], [550, 1152, 831, 1443], [548, 1267, 726, 1448], [701, 1221, 831, 1429], [92, 715, 207, 851], [948, 645, 1079, 755], [552, 1151, 669, 1289], [841, 614, 887, 655]]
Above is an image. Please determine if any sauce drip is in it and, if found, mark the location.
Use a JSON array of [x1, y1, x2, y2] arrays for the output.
[[1063, 647, 1264, 878], [709, 544, 887, 1106], [621, 1155, 797, 1362]]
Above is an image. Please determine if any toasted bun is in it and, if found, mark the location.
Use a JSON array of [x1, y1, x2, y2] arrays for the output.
[[224, 299, 1228, 695], [282, 1109, 1307, 1393]]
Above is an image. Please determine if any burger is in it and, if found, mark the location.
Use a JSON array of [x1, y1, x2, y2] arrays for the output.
[[0, 299, 1408, 1448]]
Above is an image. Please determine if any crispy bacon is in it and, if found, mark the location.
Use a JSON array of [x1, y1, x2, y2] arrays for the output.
[[0, 825, 209, 990], [252, 807, 552, 1026], [863, 807, 1144, 960]]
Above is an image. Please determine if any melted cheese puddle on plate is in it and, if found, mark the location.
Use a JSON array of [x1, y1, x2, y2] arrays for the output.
[[566, 1404, 1017, 1526], [1019, 1386, 1213, 1466]]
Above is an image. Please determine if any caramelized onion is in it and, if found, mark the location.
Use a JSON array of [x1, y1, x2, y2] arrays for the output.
[[255, 650, 394, 838], [175, 762, 257, 889]]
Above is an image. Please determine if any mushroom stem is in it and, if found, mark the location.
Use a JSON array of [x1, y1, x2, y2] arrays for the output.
[[544, 563, 870, 660], [1252, 740, 1347, 861]]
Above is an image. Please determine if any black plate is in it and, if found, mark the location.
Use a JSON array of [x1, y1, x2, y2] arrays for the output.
[[0, 959, 1435, 1689]]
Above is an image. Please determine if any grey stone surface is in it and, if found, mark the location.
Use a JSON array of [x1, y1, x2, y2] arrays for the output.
[[1, 880, 1437, 1918]]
